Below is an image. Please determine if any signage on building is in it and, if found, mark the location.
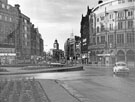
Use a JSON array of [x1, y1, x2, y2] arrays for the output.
[[0, 53, 16, 56], [88, 44, 105, 49], [97, 53, 114, 57], [0, 48, 15, 53]]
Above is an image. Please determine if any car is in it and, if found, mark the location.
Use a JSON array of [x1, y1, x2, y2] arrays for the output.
[[113, 62, 129, 74]]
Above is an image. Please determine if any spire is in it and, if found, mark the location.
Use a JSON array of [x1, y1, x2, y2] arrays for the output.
[[70, 29, 74, 39]]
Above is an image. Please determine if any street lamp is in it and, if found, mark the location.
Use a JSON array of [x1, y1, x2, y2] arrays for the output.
[[105, 11, 109, 54], [114, 11, 118, 62], [124, 9, 128, 63]]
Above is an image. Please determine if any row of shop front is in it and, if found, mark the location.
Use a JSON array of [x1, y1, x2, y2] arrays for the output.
[[81, 47, 135, 67], [0, 48, 43, 65]]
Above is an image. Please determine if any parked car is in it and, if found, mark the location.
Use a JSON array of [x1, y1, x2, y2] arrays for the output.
[[113, 62, 129, 74]]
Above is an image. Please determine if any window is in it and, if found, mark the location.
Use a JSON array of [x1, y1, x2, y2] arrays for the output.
[[122, 0, 125, 3], [128, 20, 133, 29], [118, 22, 123, 29], [101, 36, 105, 43], [109, 24, 111, 30], [100, 16, 104, 21], [9, 17, 12, 22], [24, 33, 27, 39], [118, 12, 124, 18], [97, 18, 99, 22], [0, 15, 2, 20], [2, 4, 5, 8], [118, 0, 125, 3], [108, 35, 113, 43], [128, 11, 133, 17], [7, 5, 10, 9], [24, 19, 27, 24], [24, 26, 27, 31], [97, 26, 100, 33], [110, 14, 112, 19], [97, 36, 100, 44], [127, 33, 134, 43], [128, 0, 133, 2], [117, 34, 124, 44], [118, 0, 121, 4], [100, 23, 105, 32], [93, 37, 96, 44], [5, 16, 7, 21]]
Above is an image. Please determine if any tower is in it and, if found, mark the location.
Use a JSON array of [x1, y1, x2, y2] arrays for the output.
[[53, 39, 59, 50]]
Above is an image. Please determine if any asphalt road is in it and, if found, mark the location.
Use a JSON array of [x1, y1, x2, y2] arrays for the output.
[[1, 65, 135, 102]]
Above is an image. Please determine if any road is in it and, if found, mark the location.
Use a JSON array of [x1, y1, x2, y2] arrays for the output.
[[1, 65, 135, 102]]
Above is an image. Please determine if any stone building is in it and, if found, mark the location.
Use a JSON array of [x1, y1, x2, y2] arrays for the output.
[[30, 25, 43, 64], [80, 6, 92, 64], [64, 35, 81, 63], [0, 0, 19, 64], [0, 0, 44, 64], [87, 0, 135, 66], [50, 39, 64, 63]]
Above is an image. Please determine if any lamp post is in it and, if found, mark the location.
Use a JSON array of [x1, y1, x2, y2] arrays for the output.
[[114, 11, 118, 63], [105, 7, 109, 65], [124, 9, 128, 64]]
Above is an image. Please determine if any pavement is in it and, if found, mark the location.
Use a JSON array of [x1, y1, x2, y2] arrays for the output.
[[39, 79, 81, 102], [0, 65, 84, 102], [0, 78, 82, 102]]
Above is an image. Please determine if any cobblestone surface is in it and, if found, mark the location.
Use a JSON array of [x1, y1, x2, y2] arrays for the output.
[[0, 78, 50, 102]]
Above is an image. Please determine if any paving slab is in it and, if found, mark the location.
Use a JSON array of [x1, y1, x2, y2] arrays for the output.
[[38, 79, 81, 102]]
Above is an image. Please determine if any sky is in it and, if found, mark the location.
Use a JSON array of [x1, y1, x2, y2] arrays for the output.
[[8, 0, 106, 51]]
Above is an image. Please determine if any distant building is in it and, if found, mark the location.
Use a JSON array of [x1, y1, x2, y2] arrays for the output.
[[64, 35, 81, 63], [50, 39, 64, 63], [16, 13, 31, 63], [80, 6, 92, 64], [30, 25, 44, 64]]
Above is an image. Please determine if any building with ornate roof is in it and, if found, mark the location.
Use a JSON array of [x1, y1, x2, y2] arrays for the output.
[[82, 0, 135, 66]]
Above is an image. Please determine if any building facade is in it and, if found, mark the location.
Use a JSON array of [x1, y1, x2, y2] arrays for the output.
[[87, 0, 135, 66], [50, 39, 64, 63], [0, 0, 44, 64], [64, 35, 81, 63], [30, 25, 44, 64], [80, 6, 92, 64], [0, 0, 19, 64]]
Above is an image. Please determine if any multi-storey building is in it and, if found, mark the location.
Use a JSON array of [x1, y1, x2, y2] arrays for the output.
[[30, 25, 44, 64], [64, 35, 81, 63], [80, 6, 92, 64], [50, 39, 64, 63], [0, 0, 44, 64], [39, 37, 44, 57], [17, 13, 31, 63], [88, 0, 135, 66], [0, 0, 19, 64]]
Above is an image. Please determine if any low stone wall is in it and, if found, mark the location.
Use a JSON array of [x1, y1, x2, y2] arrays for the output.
[[0, 65, 83, 75]]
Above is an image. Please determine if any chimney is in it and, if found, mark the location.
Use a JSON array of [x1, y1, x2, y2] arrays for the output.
[[98, 0, 103, 4], [15, 4, 20, 9]]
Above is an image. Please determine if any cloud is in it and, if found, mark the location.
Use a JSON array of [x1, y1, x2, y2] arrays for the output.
[[17, 0, 88, 24], [8, 0, 101, 49]]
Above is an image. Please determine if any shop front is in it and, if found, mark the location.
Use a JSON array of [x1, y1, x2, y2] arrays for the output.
[[0, 48, 16, 65], [0, 53, 16, 65]]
